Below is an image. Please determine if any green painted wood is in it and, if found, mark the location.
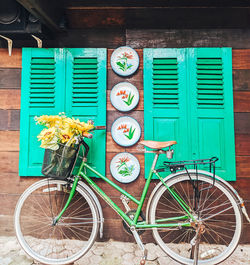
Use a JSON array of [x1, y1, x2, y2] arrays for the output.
[[189, 48, 236, 180], [144, 48, 236, 181], [65, 48, 107, 177], [19, 48, 65, 176], [20, 48, 107, 177], [144, 49, 189, 179]]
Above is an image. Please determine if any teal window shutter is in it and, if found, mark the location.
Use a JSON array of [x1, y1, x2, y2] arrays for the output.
[[189, 48, 236, 180], [19, 48, 107, 177], [19, 48, 65, 176], [144, 48, 189, 178], [65, 48, 107, 177], [144, 48, 236, 180]]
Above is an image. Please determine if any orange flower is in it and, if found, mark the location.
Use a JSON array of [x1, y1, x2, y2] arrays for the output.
[[123, 52, 133, 59], [117, 157, 130, 163], [117, 124, 127, 130]]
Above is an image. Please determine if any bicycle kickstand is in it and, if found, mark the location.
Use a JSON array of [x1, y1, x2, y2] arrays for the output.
[[130, 226, 148, 265]]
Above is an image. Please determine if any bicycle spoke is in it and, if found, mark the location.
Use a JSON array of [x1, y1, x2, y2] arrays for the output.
[[151, 174, 241, 264], [15, 179, 98, 264]]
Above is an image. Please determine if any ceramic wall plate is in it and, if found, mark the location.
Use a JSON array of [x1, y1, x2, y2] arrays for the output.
[[110, 152, 140, 183], [111, 116, 141, 147], [111, 46, 139, 76], [110, 82, 139, 112]]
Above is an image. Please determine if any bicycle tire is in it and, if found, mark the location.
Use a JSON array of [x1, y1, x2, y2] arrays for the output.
[[14, 178, 99, 265], [149, 173, 242, 265]]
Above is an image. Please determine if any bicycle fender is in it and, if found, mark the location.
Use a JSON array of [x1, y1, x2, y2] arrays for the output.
[[77, 180, 104, 238], [145, 169, 244, 224]]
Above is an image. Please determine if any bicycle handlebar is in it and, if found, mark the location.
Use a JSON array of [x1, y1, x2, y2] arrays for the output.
[[94, 126, 106, 130], [82, 125, 106, 139]]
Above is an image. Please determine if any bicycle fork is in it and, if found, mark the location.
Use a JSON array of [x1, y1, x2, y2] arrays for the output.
[[52, 177, 79, 225]]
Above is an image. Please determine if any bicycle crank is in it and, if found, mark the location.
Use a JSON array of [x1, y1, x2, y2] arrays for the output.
[[122, 209, 146, 235]]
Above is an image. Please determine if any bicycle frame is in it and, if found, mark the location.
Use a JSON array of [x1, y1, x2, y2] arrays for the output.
[[55, 152, 195, 229]]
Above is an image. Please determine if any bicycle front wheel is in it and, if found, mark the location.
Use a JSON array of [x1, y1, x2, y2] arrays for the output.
[[149, 173, 242, 265], [14, 178, 99, 265]]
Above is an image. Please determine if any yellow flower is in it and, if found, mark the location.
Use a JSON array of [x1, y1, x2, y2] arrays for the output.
[[35, 113, 94, 149], [59, 127, 74, 143], [37, 127, 56, 141]]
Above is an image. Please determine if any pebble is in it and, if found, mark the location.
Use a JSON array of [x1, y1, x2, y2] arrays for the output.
[[0, 236, 249, 265]]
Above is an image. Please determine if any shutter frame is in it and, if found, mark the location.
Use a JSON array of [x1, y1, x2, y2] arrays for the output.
[[144, 48, 236, 181], [19, 48, 65, 176], [189, 48, 236, 180], [65, 48, 107, 177], [20, 48, 107, 177], [144, 48, 189, 178]]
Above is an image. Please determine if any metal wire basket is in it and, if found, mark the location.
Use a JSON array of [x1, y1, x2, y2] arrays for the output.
[[42, 143, 79, 180]]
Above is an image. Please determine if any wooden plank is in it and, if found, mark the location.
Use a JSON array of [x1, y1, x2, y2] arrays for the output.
[[57, 29, 126, 48], [233, 70, 250, 91], [235, 134, 250, 156], [0, 110, 20, 130], [127, 29, 250, 49], [0, 152, 19, 173], [65, 9, 125, 29], [0, 173, 39, 194], [107, 110, 144, 132], [66, 8, 250, 29], [108, 69, 143, 90], [106, 132, 125, 153], [0, 89, 21, 110], [0, 131, 19, 151], [232, 50, 250, 70], [108, 49, 143, 70], [231, 177, 250, 200], [107, 90, 144, 111], [234, 113, 250, 134], [0, 69, 21, 89], [66, 0, 250, 8], [236, 156, 250, 178], [0, 49, 22, 68], [234, 91, 250, 112], [0, 110, 9, 130]]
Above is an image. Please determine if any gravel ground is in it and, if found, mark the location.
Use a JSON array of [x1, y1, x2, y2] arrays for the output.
[[0, 236, 249, 265]]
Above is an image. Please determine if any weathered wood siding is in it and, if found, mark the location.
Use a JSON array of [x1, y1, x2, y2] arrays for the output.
[[0, 32, 250, 242]]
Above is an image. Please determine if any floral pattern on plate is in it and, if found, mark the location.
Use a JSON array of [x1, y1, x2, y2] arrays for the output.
[[110, 152, 140, 183], [111, 46, 139, 76], [111, 116, 141, 147], [110, 82, 139, 112]]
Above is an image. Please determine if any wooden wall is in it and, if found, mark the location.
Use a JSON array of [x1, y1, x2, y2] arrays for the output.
[[0, 29, 250, 243]]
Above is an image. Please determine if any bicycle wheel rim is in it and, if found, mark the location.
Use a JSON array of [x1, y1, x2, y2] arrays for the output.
[[150, 173, 242, 265], [14, 179, 99, 265]]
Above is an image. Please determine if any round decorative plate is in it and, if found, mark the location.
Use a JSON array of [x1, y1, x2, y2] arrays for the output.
[[110, 152, 140, 183], [111, 46, 139, 76], [111, 116, 141, 147], [110, 82, 139, 112]]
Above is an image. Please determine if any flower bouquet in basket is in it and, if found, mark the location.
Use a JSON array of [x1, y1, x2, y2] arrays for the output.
[[35, 113, 94, 179]]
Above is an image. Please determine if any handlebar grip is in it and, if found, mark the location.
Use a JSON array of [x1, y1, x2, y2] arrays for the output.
[[82, 132, 93, 139], [95, 126, 106, 130]]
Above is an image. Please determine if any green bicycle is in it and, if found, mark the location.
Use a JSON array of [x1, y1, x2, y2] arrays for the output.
[[14, 126, 249, 265]]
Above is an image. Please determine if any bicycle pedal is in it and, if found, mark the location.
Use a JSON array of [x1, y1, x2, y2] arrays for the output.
[[140, 259, 146, 265]]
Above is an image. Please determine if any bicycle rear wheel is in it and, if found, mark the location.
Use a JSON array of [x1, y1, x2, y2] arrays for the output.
[[149, 173, 242, 265], [14, 178, 99, 265]]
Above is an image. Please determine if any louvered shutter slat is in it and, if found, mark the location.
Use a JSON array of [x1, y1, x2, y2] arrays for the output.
[[152, 57, 179, 108], [196, 57, 224, 108]]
